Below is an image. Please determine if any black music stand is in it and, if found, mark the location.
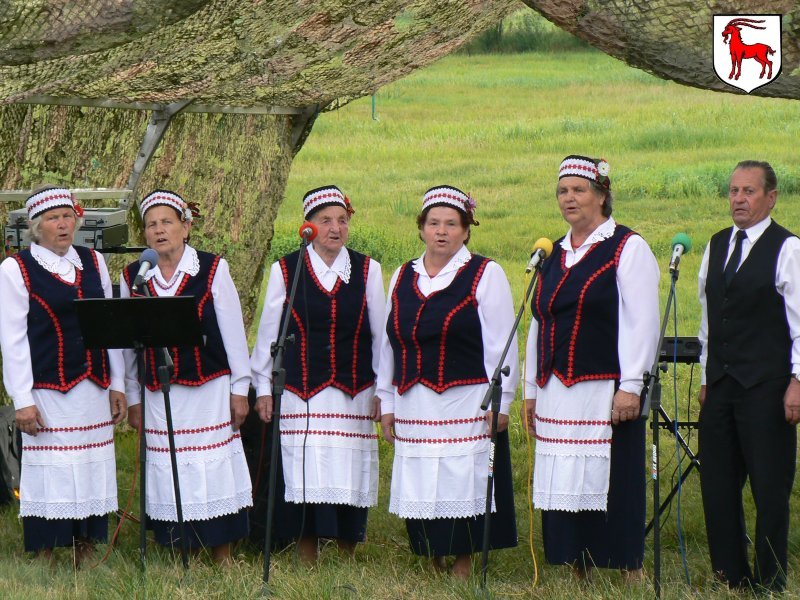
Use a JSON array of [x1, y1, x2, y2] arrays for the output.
[[645, 336, 701, 535], [74, 296, 203, 569]]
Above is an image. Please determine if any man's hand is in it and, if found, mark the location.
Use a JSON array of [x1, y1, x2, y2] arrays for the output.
[[230, 394, 249, 431], [698, 385, 707, 407], [109, 391, 127, 425], [255, 395, 273, 423], [16, 405, 43, 436], [784, 379, 800, 425], [611, 390, 640, 425]]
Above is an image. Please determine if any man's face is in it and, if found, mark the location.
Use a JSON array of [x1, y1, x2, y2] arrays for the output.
[[728, 167, 777, 230]]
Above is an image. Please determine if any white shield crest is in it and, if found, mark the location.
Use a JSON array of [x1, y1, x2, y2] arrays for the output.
[[713, 15, 782, 93]]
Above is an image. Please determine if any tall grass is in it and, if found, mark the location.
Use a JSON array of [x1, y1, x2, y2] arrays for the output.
[[3, 50, 800, 598], [459, 8, 590, 54]]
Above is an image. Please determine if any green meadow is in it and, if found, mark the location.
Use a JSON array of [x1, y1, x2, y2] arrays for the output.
[[3, 48, 800, 599]]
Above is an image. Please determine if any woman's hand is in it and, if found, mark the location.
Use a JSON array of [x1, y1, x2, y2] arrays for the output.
[[16, 405, 43, 436], [522, 398, 536, 436], [230, 394, 249, 431], [380, 413, 396, 444], [371, 395, 381, 422], [255, 395, 273, 423], [128, 404, 142, 431], [109, 391, 127, 424], [484, 411, 509, 434], [611, 390, 640, 425]]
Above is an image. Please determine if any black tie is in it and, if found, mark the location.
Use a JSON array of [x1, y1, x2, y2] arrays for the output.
[[724, 229, 747, 287]]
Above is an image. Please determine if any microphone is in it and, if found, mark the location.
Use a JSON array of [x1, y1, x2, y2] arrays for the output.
[[132, 248, 159, 291], [525, 237, 554, 273], [669, 233, 692, 274], [298, 222, 318, 242]]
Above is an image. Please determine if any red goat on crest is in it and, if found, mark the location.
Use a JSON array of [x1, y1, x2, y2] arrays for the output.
[[721, 18, 775, 80]]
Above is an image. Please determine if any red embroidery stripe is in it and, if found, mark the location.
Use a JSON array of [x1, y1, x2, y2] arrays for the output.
[[147, 433, 241, 452], [281, 413, 373, 421], [535, 414, 611, 426], [395, 416, 484, 426], [24, 439, 114, 451], [535, 433, 612, 445], [281, 429, 378, 440], [394, 434, 489, 444], [303, 191, 345, 209], [560, 162, 599, 177], [39, 420, 113, 433], [145, 421, 232, 436]]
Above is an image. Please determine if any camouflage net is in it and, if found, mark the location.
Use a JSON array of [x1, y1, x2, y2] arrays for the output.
[[0, 1, 515, 108], [0, 1, 515, 333], [523, 0, 800, 99]]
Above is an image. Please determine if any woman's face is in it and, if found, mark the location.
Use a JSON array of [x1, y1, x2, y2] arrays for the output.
[[420, 206, 468, 261], [37, 207, 77, 256], [144, 205, 190, 259], [557, 176, 606, 232], [309, 205, 350, 258]]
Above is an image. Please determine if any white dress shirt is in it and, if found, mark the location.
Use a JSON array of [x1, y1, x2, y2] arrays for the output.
[[698, 216, 800, 384]]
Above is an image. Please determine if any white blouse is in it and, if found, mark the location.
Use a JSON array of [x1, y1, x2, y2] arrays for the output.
[[376, 244, 520, 415], [524, 218, 661, 399], [250, 244, 385, 396], [0, 243, 125, 410], [121, 244, 251, 401]]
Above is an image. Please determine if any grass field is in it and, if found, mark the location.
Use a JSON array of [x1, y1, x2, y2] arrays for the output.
[[3, 49, 800, 599]]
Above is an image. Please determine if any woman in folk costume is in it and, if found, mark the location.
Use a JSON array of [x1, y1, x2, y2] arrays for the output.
[[376, 186, 518, 579], [522, 156, 660, 579], [251, 186, 384, 562], [121, 189, 252, 564], [0, 186, 126, 564]]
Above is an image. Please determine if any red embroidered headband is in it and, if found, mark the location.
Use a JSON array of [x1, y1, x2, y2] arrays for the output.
[[140, 190, 194, 221], [559, 155, 611, 189], [26, 187, 83, 219], [302, 185, 353, 218], [422, 185, 476, 214]]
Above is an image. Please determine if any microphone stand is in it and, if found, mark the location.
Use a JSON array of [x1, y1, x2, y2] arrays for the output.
[[639, 262, 680, 600], [479, 261, 542, 588], [139, 282, 189, 569], [262, 232, 312, 591], [135, 340, 147, 570]]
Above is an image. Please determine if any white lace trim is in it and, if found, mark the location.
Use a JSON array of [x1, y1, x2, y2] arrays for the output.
[[284, 487, 376, 508], [337, 251, 351, 284], [389, 496, 494, 519], [412, 246, 471, 277], [31, 243, 83, 273], [144, 244, 200, 283], [533, 492, 607, 512], [20, 496, 117, 519], [147, 490, 252, 522]]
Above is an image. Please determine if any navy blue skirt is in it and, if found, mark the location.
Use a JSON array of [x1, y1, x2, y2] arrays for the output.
[[541, 417, 646, 570], [151, 508, 249, 549], [23, 515, 108, 553], [274, 501, 368, 542], [406, 430, 517, 557]]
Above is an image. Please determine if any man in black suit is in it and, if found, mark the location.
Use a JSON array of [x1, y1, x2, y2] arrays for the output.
[[698, 160, 800, 592]]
